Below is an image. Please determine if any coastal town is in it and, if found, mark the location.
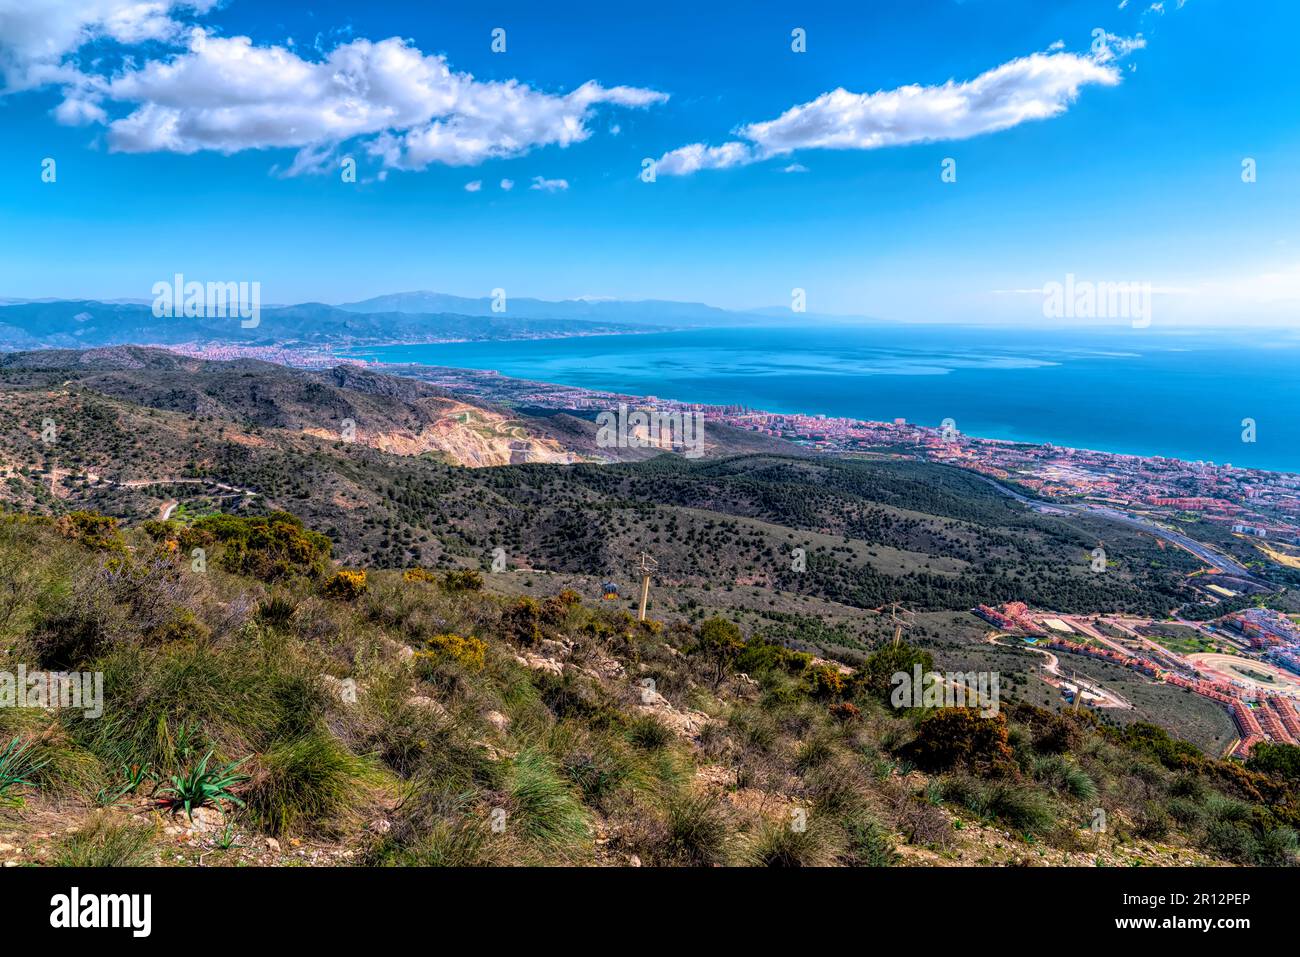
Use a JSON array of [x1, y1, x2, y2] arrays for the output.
[[377, 360, 1300, 756], [168, 346, 1300, 759]]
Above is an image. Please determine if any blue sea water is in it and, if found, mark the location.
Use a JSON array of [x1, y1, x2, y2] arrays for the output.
[[349, 324, 1300, 474]]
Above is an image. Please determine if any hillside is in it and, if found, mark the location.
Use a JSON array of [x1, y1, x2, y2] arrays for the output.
[[0, 348, 1193, 603], [0, 512, 1296, 868], [0, 348, 1296, 867]]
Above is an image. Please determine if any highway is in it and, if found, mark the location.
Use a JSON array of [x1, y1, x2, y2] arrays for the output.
[[975, 474, 1268, 586]]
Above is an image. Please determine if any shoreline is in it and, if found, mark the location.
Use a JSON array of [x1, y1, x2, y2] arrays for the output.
[[342, 352, 1300, 484]]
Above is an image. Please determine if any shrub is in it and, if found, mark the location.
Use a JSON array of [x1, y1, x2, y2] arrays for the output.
[[743, 814, 840, 866], [855, 641, 934, 705], [735, 639, 811, 678], [243, 732, 375, 836], [982, 781, 1054, 835], [894, 794, 954, 847], [1167, 795, 1207, 829], [626, 714, 673, 751], [904, 708, 1017, 778], [187, 512, 331, 581], [803, 664, 846, 701], [442, 569, 484, 592], [1246, 742, 1300, 783], [828, 701, 860, 723], [838, 810, 898, 866], [1204, 819, 1257, 864], [540, 595, 575, 627], [144, 608, 211, 644], [403, 567, 438, 584], [1031, 754, 1098, 801], [503, 748, 591, 863], [1134, 800, 1171, 840], [255, 594, 299, 628], [321, 569, 368, 601], [658, 793, 732, 866], [58, 512, 125, 552], [794, 736, 836, 775], [692, 617, 745, 685], [416, 633, 487, 672], [501, 597, 543, 646]]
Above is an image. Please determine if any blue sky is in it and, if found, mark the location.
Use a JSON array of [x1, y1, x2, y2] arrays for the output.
[[1, 0, 1298, 325]]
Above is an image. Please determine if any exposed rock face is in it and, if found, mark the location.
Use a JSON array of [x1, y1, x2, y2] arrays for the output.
[[305, 400, 578, 467]]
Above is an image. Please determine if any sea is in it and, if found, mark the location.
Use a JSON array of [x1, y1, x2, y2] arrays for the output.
[[347, 323, 1300, 475]]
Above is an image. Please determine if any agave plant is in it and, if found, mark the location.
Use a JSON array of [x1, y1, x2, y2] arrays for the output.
[[156, 750, 250, 819], [0, 735, 48, 808]]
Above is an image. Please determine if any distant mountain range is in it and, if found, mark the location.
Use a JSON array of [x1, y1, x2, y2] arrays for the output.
[[336, 290, 753, 325], [0, 291, 871, 350], [0, 298, 659, 350]]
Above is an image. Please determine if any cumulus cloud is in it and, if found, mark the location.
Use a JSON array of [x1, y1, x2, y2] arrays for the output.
[[0, 0, 213, 90], [657, 49, 1131, 176], [529, 175, 568, 192], [98, 31, 666, 173], [52, 94, 107, 125], [656, 141, 754, 176], [464, 179, 481, 192], [1, 8, 665, 177], [500, 178, 514, 190]]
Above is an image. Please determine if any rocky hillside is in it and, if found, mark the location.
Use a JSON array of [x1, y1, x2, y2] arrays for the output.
[[0, 512, 1296, 867]]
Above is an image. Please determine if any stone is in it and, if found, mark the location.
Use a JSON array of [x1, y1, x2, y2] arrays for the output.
[[408, 695, 449, 717]]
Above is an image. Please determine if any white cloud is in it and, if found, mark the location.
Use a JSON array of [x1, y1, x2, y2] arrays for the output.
[[782, 163, 808, 173], [500, 178, 514, 190], [657, 49, 1128, 176], [0, 0, 213, 90], [529, 175, 568, 192], [464, 179, 481, 192], [374, 78, 664, 170], [2, 10, 666, 176], [656, 141, 754, 176], [1092, 31, 1147, 64], [52, 94, 107, 125]]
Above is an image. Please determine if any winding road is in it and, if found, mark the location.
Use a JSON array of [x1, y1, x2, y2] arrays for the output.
[[975, 474, 1268, 587]]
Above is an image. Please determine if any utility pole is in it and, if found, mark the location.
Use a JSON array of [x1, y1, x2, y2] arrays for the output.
[[636, 551, 658, 622], [888, 601, 914, 647]]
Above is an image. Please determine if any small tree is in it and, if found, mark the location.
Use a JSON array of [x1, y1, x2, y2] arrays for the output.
[[854, 641, 934, 706], [693, 617, 745, 686]]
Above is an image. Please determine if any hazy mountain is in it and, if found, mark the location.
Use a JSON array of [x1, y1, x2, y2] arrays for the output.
[[0, 300, 652, 349], [337, 290, 757, 326]]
